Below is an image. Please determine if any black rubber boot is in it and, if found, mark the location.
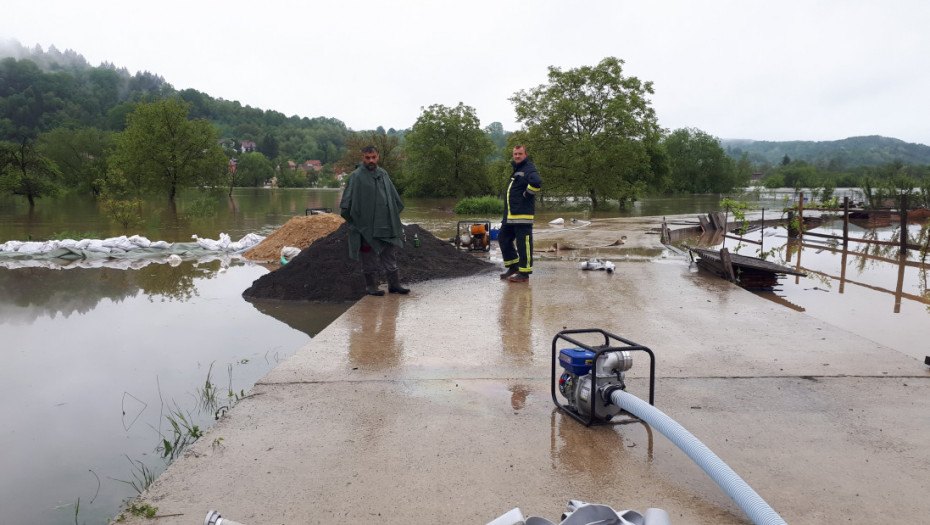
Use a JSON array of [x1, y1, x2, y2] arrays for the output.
[[364, 273, 385, 296], [499, 265, 518, 280], [387, 271, 410, 294]]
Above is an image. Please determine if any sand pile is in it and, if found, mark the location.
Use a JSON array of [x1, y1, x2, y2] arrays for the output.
[[242, 223, 497, 303], [243, 214, 345, 261]]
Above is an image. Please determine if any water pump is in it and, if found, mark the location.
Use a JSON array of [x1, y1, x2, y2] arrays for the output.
[[547, 329, 786, 525], [552, 329, 655, 426]]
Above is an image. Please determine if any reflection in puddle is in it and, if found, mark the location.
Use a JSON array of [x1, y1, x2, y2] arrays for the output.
[[247, 299, 350, 338], [678, 219, 929, 360], [549, 409, 654, 479]]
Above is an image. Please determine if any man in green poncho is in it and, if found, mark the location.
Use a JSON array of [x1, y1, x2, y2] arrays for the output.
[[339, 145, 410, 296]]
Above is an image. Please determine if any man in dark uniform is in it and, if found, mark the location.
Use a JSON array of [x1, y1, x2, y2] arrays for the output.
[[339, 145, 410, 296], [498, 145, 542, 283]]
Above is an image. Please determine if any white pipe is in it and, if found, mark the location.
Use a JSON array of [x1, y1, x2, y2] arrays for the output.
[[610, 390, 787, 525], [204, 510, 247, 525]]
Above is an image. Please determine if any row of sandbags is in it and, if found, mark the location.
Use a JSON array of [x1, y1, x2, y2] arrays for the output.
[[0, 233, 265, 270], [0, 233, 264, 256]]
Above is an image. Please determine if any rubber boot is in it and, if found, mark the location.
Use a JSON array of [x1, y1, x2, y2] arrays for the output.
[[499, 265, 518, 280], [387, 271, 410, 294], [364, 273, 384, 296]]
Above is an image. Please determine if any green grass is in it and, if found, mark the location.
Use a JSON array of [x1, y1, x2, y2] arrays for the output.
[[454, 196, 504, 215], [50, 231, 101, 240], [111, 455, 157, 495]]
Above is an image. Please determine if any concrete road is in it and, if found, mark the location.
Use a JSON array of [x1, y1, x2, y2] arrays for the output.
[[119, 217, 930, 524]]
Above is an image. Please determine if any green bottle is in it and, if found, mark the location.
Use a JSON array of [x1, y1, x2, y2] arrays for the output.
[[414, 233, 419, 248]]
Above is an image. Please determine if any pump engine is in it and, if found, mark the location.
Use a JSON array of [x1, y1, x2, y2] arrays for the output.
[[558, 347, 632, 421], [551, 329, 655, 426], [454, 220, 491, 252]]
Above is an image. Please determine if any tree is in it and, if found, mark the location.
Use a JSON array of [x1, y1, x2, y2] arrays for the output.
[[403, 102, 494, 197], [509, 57, 663, 208], [777, 160, 818, 191], [485, 121, 508, 160], [733, 153, 754, 188], [663, 128, 737, 193], [337, 130, 404, 186], [260, 132, 279, 159], [234, 152, 274, 188], [36, 127, 112, 195], [0, 139, 61, 207], [109, 98, 227, 201]]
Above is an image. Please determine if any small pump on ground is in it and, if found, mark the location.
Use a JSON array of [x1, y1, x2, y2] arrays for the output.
[[538, 329, 787, 525]]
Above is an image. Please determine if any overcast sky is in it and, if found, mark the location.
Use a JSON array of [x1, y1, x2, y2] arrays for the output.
[[3, 0, 928, 145]]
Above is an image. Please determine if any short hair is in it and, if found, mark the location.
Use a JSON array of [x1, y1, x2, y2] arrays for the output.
[[513, 144, 527, 153], [361, 145, 379, 154]]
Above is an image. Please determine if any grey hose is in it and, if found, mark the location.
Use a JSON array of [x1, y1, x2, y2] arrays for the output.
[[609, 390, 787, 525]]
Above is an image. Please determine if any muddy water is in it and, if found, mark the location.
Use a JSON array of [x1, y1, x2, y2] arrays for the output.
[[0, 261, 348, 524]]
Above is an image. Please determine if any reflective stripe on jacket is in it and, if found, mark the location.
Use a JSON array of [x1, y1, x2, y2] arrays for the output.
[[504, 158, 542, 225]]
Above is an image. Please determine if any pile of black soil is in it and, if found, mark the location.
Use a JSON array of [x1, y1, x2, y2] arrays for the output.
[[242, 223, 497, 302]]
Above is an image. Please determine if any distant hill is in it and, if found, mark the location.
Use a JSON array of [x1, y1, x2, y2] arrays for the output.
[[721, 136, 930, 168], [0, 40, 351, 165]]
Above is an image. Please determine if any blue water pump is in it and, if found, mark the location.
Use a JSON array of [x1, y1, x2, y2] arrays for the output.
[[552, 328, 655, 426]]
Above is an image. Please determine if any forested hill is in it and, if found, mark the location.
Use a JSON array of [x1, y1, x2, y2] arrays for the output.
[[5, 41, 930, 172], [721, 136, 930, 168], [0, 41, 351, 164]]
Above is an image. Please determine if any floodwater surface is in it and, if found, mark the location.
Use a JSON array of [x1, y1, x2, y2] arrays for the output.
[[0, 261, 347, 524], [683, 217, 929, 362]]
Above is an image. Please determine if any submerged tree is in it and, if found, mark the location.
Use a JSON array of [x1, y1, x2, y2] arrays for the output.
[[0, 139, 61, 207], [36, 127, 113, 195], [109, 98, 227, 201], [234, 152, 274, 188], [664, 127, 738, 193], [509, 57, 663, 208], [403, 102, 494, 198]]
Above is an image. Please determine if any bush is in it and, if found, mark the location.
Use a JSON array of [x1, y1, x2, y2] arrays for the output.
[[101, 198, 143, 229], [185, 197, 217, 217], [454, 196, 504, 215]]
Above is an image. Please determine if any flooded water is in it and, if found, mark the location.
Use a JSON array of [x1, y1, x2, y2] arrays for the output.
[[677, 216, 929, 362], [0, 260, 348, 524], [0, 187, 925, 523]]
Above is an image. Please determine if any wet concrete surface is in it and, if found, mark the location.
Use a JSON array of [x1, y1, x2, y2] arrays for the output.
[[120, 216, 930, 524]]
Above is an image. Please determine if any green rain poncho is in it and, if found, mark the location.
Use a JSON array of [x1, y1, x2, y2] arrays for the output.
[[339, 165, 405, 260]]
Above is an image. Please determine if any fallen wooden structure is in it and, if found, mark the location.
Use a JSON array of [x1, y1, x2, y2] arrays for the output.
[[684, 245, 807, 289]]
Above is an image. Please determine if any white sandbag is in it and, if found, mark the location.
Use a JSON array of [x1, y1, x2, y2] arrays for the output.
[[0, 241, 24, 252], [101, 236, 127, 248], [113, 237, 137, 251], [280, 246, 301, 263], [128, 235, 152, 248], [228, 233, 265, 252], [15, 241, 52, 254], [84, 240, 111, 254], [549, 217, 565, 225], [149, 240, 171, 250], [192, 234, 222, 251]]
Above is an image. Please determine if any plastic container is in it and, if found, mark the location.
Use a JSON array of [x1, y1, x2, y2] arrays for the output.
[[490, 228, 499, 241]]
